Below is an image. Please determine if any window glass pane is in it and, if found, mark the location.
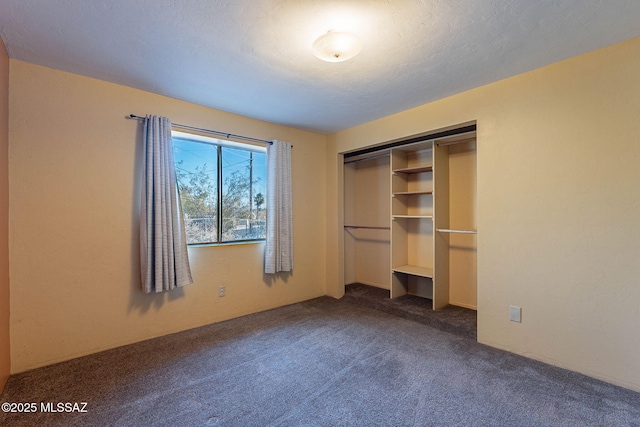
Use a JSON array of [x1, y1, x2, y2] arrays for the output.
[[221, 147, 267, 241], [173, 138, 219, 244]]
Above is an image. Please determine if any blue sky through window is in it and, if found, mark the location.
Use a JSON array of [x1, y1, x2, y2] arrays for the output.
[[172, 134, 267, 244]]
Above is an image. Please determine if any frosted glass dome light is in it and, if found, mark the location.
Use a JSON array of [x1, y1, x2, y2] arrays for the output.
[[312, 31, 362, 62]]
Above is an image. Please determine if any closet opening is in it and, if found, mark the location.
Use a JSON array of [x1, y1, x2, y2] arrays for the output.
[[342, 125, 477, 339]]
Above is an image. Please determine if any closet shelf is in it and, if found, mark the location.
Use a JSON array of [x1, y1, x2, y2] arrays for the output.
[[393, 165, 433, 174], [393, 191, 433, 196], [392, 215, 433, 219], [393, 265, 433, 278]]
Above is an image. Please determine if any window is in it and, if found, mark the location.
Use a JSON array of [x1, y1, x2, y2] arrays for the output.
[[172, 131, 267, 245]]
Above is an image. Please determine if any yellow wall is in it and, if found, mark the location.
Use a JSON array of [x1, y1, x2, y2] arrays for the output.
[[0, 39, 10, 391], [8, 60, 327, 372], [327, 36, 640, 391]]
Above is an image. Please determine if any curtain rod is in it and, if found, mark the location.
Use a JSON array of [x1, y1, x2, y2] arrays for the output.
[[126, 114, 280, 146]]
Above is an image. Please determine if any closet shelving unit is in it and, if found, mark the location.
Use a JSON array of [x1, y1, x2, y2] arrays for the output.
[[389, 132, 477, 310], [343, 129, 477, 310], [390, 141, 436, 300]]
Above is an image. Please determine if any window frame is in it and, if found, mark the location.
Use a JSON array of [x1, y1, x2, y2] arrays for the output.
[[172, 130, 267, 246]]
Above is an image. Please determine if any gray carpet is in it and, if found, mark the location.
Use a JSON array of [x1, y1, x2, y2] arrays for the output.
[[1, 296, 639, 426], [342, 283, 477, 339]]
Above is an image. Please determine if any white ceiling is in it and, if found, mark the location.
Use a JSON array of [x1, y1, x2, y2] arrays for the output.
[[1, 1, 640, 134]]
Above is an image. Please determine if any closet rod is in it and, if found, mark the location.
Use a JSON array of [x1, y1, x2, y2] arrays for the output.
[[437, 228, 477, 234], [343, 152, 390, 165], [436, 137, 476, 147], [344, 225, 390, 230], [343, 124, 476, 159]]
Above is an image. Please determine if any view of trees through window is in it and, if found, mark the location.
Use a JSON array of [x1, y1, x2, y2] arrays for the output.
[[173, 136, 267, 244]]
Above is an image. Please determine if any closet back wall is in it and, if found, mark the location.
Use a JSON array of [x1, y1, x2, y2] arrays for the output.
[[446, 140, 477, 309], [344, 156, 390, 289], [8, 60, 327, 373]]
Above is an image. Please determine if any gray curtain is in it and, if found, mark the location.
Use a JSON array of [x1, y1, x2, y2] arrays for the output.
[[265, 140, 294, 273], [140, 115, 193, 293]]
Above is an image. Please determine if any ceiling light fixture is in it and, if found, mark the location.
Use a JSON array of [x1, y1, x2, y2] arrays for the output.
[[312, 31, 363, 63]]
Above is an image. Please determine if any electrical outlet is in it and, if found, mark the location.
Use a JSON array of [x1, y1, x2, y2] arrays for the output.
[[509, 305, 521, 323], [218, 286, 226, 297]]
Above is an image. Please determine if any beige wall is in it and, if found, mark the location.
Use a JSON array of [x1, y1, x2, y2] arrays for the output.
[[327, 36, 640, 391], [9, 61, 327, 372], [0, 39, 10, 391]]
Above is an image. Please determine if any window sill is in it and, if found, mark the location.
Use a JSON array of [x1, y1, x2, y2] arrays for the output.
[[187, 240, 266, 248]]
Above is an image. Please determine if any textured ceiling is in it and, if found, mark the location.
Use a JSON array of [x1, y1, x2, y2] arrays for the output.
[[1, 0, 640, 134]]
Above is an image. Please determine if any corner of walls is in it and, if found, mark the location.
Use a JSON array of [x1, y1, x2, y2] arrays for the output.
[[324, 135, 344, 299], [8, 60, 328, 372], [0, 38, 10, 393]]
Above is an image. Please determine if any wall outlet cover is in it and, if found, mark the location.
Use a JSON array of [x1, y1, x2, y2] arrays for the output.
[[509, 305, 521, 323]]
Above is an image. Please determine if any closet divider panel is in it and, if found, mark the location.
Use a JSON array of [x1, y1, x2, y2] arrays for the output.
[[434, 143, 451, 309], [390, 149, 409, 298], [344, 162, 357, 286]]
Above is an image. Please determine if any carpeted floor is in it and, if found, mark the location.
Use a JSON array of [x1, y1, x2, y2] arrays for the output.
[[342, 283, 477, 339], [1, 296, 639, 426]]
